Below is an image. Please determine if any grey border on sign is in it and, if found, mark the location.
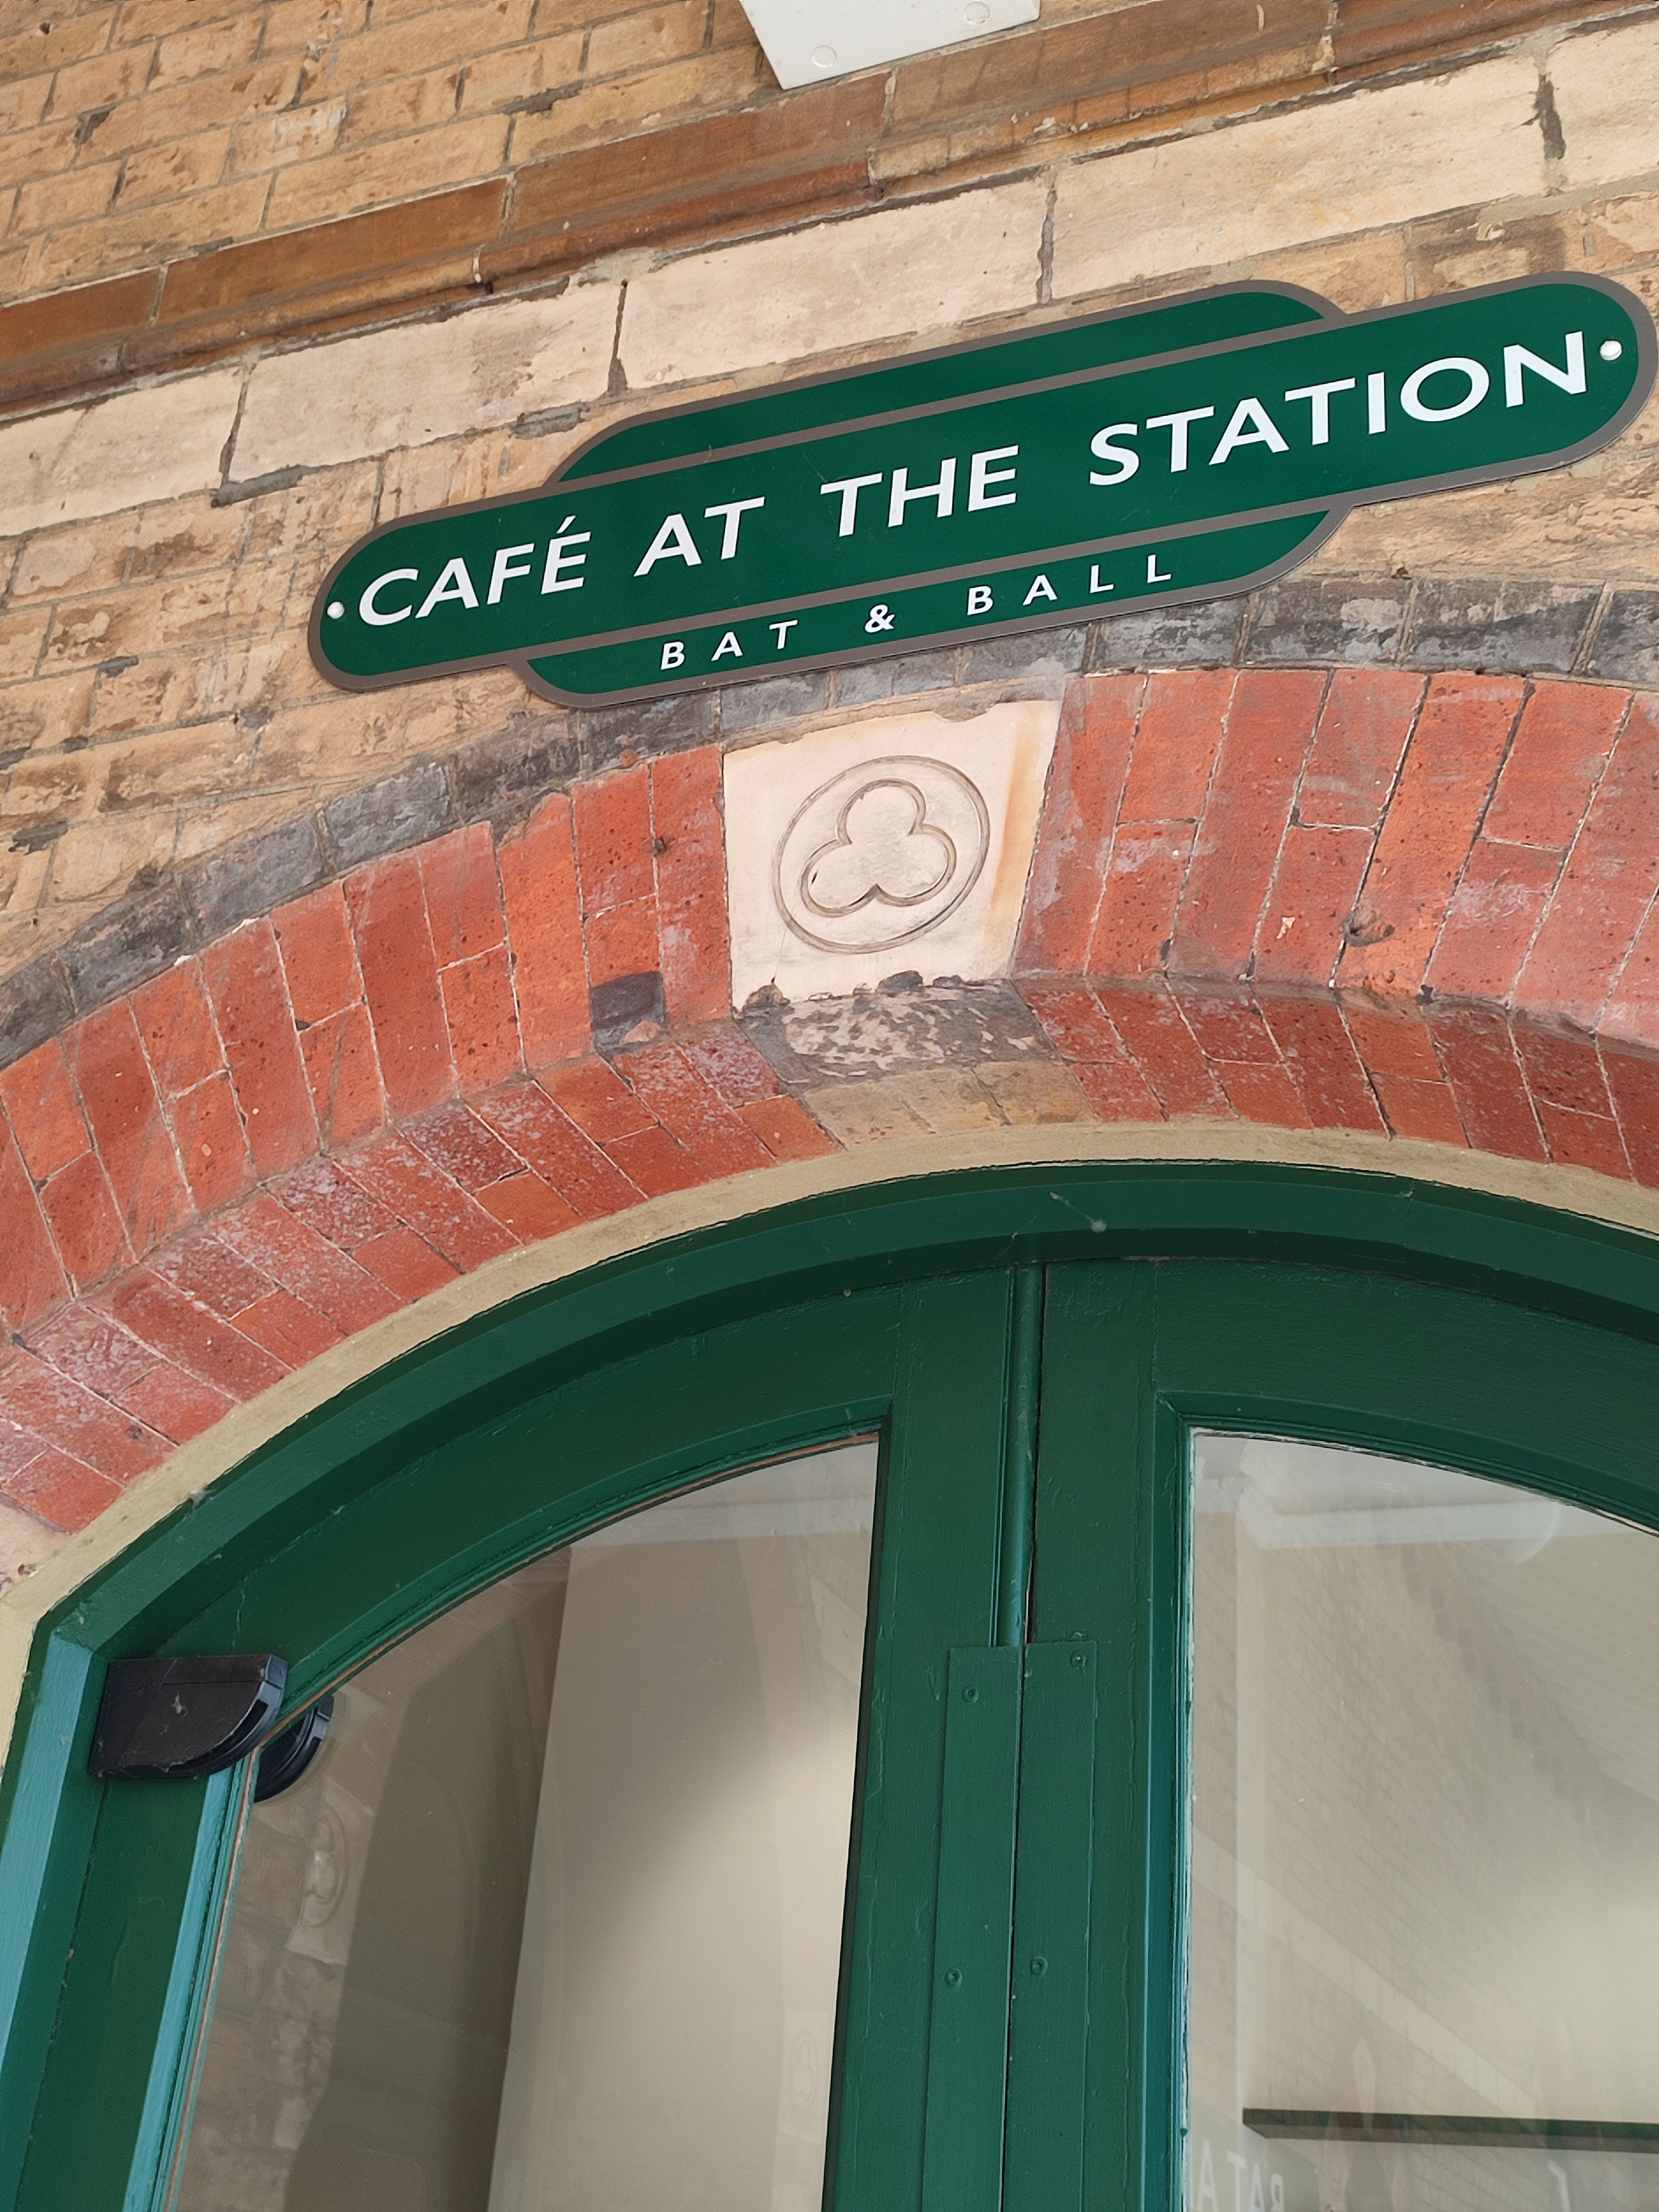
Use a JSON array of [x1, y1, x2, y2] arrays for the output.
[[306, 272, 1658, 711]]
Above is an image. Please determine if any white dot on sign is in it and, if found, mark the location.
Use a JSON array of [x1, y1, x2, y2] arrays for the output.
[[326, 601, 345, 619], [811, 43, 837, 67], [965, 1, 992, 21], [1601, 340, 1624, 361]]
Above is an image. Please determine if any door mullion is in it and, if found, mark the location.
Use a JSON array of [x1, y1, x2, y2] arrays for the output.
[[1003, 1641, 1098, 2212], [920, 1647, 1024, 2212], [995, 1266, 1044, 1649]]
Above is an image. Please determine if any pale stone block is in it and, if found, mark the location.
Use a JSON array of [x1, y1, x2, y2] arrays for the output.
[[230, 283, 621, 479], [1052, 59, 1545, 299], [1551, 20, 1659, 192], [0, 1500, 64, 1593], [621, 182, 1047, 389], [723, 697, 1060, 1008], [0, 369, 243, 539]]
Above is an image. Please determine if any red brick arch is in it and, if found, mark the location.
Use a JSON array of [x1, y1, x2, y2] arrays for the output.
[[4, 665, 1659, 1546]]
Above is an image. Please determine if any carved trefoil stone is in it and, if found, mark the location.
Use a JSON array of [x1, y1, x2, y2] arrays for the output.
[[723, 702, 1060, 1007]]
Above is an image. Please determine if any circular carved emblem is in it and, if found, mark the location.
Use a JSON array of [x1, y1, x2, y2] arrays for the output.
[[773, 756, 991, 954]]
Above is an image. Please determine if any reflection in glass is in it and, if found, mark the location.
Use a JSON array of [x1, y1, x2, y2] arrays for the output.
[[1187, 1436, 1659, 2212], [174, 1442, 877, 2212]]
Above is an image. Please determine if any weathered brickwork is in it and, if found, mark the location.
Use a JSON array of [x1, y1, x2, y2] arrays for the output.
[[0, 0, 1657, 1618], [0, 0, 1653, 413], [6, 14, 1659, 995], [7, 669, 1659, 1582]]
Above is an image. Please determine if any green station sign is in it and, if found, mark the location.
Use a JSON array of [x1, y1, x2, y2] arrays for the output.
[[310, 274, 1655, 706]]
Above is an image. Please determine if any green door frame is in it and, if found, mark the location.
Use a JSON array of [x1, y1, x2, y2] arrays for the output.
[[7, 1160, 1659, 2212]]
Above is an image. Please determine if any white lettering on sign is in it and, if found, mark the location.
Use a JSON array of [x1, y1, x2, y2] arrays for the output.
[[703, 497, 765, 558], [417, 557, 478, 618], [542, 521, 590, 593], [340, 325, 1609, 657], [821, 473, 884, 536], [968, 446, 1020, 509], [1400, 356, 1489, 421], [1505, 331, 1585, 405], [359, 568, 419, 625], [1282, 378, 1355, 444], [487, 544, 535, 604], [889, 457, 958, 526], [1146, 406, 1216, 472], [1089, 424, 1139, 485], [1211, 396, 1290, 465], [635, 512, 703, 575]]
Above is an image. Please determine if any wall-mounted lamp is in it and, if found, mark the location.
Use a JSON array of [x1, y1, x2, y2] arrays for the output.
[[738, 0, 1039, 88]]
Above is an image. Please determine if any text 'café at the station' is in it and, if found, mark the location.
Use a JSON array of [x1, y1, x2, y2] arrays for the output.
[[4, 4, 1659, 2209]]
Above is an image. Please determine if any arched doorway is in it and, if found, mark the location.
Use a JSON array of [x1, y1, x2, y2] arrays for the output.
[[8, 1162, 1659, 2212]]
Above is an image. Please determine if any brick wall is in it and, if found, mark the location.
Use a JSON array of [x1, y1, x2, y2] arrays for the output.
[[5, 13, 1659, 996], [2, 0, 1653, 412], [9, 667, 1659, 1584]]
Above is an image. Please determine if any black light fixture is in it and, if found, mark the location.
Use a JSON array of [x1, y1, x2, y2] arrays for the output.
[[254, 1697, 335, 1801], [90, 1653, 336, 1799], [90, 1654, 289, 1782]]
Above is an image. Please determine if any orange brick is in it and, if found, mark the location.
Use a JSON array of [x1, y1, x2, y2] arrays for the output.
[[509, 46, 759, 158], [115, 0, 244, 43], [0, 118, 81, 191], [259, 0, 371, 54], [91, 61, 301, 156], [12, 162, 118, 236], [40, 43, 156, 118], [652, 747, 727, 1025], [499, 794, 589, 1070], [1018, 673, 1142, 975], [458, 34, 586, 111], [1172, 667, 1326, 983], [27, 177, 272, 285], [474, 1170, 580, 1240], [1340, 675, 1524, 999], [151, 11, 262, 84], [265, 114, 509, 227], [1121, 670, 1232, 827], [0, 14, 112, 90], [230, 98, 348, 173], [586, 1, 708, 79], [309, 0, 534, 94], [341, 66, 471, 146], [114, 128, 232, 206]]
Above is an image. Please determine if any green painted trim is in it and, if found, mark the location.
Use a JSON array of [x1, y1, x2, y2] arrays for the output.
[[0, 1636, 98, 2208], [9, 1161, 1659, 2211], [995, 1266, 1042, 1648], [125, 1764, 251, 2212]]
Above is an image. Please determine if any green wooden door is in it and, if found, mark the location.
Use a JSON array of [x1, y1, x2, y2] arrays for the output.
[[7, 1167, 1659, 2212], [1025, 1257, 1659, 2212]]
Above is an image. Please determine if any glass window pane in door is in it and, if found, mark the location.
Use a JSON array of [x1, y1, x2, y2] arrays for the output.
[[173, 1441, 877, 2212], [1188, 1435, 1659, 2212]]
